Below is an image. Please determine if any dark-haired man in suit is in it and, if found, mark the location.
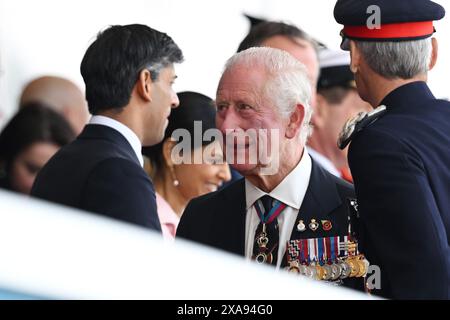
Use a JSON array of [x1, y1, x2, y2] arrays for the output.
[[32, 24, 183, 230]]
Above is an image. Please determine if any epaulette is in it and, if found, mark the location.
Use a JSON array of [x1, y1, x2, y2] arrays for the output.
[[337, 105, 387, 150]]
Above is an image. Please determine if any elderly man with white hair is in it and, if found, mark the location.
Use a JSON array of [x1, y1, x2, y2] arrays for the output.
[[177, 47, 367, 290]]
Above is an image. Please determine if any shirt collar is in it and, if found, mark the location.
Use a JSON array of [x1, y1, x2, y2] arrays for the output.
[[155, 192, 180, 226], [245, 149, 312, 211], [89, 115, 144, 167]]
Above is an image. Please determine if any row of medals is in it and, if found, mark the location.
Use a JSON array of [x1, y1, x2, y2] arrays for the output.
[[253, 219, 333, 264], [287, 242, 370, 282]]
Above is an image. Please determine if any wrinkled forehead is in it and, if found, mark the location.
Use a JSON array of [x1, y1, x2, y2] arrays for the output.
[[217, 64, 269, 99]]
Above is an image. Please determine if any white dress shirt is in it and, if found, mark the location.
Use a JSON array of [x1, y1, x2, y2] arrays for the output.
[[89, 115, 144, 167], [245, 150, 312, 269]]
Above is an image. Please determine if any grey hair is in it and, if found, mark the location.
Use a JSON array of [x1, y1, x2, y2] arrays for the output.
[[224, 47, 313, 146], [145, 58, 172, 81], [356, 38, 432, 79]]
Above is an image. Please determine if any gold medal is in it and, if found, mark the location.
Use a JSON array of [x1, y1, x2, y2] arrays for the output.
[[347, 258, 360, 277], [363, 257, 370, 274], [355, 255, 369, 277], [315, 265, 326, 280], [356, 259, 367, 277]]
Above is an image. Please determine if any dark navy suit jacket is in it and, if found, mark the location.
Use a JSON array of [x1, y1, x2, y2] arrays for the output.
[[31, 124, 161, 231], [349, 81, 450, 299], [177, 160, 363, 290], [178, 160, 355, 253]]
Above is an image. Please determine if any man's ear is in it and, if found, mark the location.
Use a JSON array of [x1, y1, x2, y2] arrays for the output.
[[286, 103, 305, 139], [349, 40, 361, 74], [429, 37, 439, 71], [136, 69, 153, 102], [314, 94, 328, 129]]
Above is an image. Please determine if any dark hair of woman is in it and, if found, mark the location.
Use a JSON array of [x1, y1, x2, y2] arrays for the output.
[[142, 91, 217, 176], [0, 102, 76, 191]]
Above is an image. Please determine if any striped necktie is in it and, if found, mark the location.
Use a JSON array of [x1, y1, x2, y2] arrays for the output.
[[252, 195, 287, 266]]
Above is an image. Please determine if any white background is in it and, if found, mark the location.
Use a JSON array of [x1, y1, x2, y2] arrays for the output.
[[0, 0, 449, 128]]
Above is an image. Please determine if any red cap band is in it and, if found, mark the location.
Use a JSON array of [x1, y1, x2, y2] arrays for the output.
[[343, 21, 434, 39]]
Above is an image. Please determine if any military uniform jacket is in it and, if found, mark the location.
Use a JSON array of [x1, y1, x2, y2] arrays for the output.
[[348, 81, 450, 299]]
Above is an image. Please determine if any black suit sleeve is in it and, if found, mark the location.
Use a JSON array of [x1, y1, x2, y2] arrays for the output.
[[177, 196, 216, 246], [177, 199, 201, 241], [349, 128, 448, 299], [81, 158, 161, 231]]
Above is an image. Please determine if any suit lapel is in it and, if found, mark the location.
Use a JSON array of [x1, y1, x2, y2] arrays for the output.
[[212, 179, 247, 256], [279, 161, 343, 268], [289, 160, 343, 240]]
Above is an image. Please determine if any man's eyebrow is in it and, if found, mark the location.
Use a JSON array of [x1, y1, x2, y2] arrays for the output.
[[291, 38, 309, 48]]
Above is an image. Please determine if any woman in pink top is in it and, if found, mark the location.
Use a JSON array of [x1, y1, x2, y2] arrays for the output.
[[143, 92, 231, 240]]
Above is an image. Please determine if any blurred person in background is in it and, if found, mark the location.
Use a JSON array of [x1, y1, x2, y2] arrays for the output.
[[0, 102, 75, 194], [313, 48, 371, 182], [20, 76, 90, 135], [143, 91, 231, 240], [238, 21, 320, 98]]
